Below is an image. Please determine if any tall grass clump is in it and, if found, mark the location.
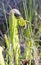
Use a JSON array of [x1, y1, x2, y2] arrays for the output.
[[22, 0, 40, 65]]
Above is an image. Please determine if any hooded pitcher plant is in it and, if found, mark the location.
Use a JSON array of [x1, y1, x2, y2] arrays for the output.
[[9, 10, 21, 65]]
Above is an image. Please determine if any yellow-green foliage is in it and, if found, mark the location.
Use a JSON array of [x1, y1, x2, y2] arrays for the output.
[[19, 17, 26, 26], [4, 34, 10, 50]]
